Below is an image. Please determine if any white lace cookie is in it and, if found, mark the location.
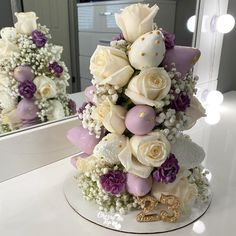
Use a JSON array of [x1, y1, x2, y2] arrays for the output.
[[171, 137, 205, 169], [93, 133, 127, 165]]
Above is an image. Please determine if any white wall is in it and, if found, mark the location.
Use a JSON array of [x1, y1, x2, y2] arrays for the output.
[[194, 0, 229, 99], [217, 0, 236, 93]]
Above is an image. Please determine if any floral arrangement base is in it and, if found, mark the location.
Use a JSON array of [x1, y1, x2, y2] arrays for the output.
[[64, 173, 212, 234]]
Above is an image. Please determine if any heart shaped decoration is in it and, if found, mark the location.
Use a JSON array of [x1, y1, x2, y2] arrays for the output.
[[128, 30, 166, 70], [161, 46, 201, 78]]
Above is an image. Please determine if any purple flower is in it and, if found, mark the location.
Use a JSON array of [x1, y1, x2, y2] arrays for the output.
[[153, 154, 179, 184], [18, 80, 37, 99], [49, 62, 63, 77], [68, 99, 76, 114], [100, 170, 126, 195], [171, 92, 190, 112], [162, 30, 175, 49], [31, 30, 47, 48], [113, 33, 125, 41]]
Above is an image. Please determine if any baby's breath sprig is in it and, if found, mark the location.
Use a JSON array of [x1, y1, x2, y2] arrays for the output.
[[79, 103, 103, 138], [93, 83, 122, 105], [188, 166, 210, 204], [77, 162, 138, 214], [35, 98, 50, 122]]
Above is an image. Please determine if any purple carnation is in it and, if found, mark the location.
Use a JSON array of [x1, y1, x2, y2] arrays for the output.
[[153, 154, 179, 184], [18, 80, 37, 99], [171, 92, 190, 112], [31, 30, 47, 48], [162, 30, 175, 49], [49, 62, 63, 77], [68, 99, 77, 114], [113, 33, 125, 41], [100, 170, 126, 195]]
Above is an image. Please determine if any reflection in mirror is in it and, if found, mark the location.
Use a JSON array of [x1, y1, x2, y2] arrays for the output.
[[0, 2, 78, 136], [0, 0, 198, 136]]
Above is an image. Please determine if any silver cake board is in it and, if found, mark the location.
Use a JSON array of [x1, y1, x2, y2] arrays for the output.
[[64, 173, 212, 234]]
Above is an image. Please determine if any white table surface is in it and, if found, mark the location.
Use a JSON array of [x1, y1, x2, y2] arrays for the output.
[[0, 91, 236, 236], [0, 92, 85, 182]]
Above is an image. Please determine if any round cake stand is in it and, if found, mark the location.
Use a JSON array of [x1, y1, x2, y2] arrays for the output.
[[64, 173, 212, 234]]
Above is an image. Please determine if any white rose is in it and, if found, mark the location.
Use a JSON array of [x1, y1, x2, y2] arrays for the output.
[[34, 75, 57, 99], [92, 98, 126, 134], [115, 3, 159, 42], [47, 100, 65, 121], [118, 139, 153, 178], [0, 39, 19, 61], [14, 12, 38, 35], [1, 108, 21, 130], [0, 72, 10, 89], [0, 73, 16, 110], [151, 176, 198, 207], [118, 131, 171, 178], [131, 131, 171, 167], [125, 67, 171, 107], [183, 96, 206, 130], [94, 133, 127, 164], [0, 90, 15, 110], [0, 27, 17, 42], [90, 45, 134, 88]]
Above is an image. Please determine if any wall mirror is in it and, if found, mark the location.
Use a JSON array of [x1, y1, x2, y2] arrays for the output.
[[0, 0, 199, 137]]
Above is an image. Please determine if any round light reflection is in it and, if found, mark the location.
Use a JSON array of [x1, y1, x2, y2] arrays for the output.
[[193, 220, 206, 234], [187, 15, 196, 32], [206, 90, 224, 106], [216, 14, 235, 33], [205, 107, 221, 125]]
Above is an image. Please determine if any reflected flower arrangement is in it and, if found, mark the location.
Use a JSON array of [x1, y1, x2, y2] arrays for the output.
[[0, 12, 76, 134]]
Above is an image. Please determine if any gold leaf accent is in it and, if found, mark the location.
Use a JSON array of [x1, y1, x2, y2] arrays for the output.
[[139, 112, 145, 118], [136, 194, 181, 223]]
